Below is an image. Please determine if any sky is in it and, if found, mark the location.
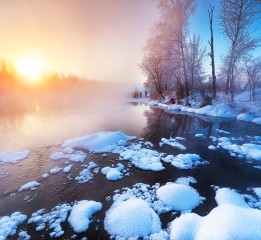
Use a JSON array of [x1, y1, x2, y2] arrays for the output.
[[0, 0, 260, 87]]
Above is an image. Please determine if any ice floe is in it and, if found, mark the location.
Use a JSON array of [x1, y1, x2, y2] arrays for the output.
[[171, 154, 208, 169], [75, 162, 99, 184], [63, 131, 134, 153], [160, 137, 186, 150], [0, 212, 27, 239], [101, 163, 124, 181], [68, 200, 102, 233], [28, 204, 71, 238], [19, 181, 41, 192], [0, 150, 30, 164]]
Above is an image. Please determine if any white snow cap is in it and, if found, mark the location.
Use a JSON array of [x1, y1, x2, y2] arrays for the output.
[[68, 200, 102, 233], [170, 188, 261, 240], [156, 183, 201, 212], [0, 150, 30, 164], [19, 181, 41, 192], [62, 131, 134, 152], [104, 198, 162, 238]]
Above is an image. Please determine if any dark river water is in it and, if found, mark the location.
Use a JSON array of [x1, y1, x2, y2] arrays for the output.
[[0, 102, 260, 239]]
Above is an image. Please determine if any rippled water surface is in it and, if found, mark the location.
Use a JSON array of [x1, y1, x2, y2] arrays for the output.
[[0, 103, 261, 239]]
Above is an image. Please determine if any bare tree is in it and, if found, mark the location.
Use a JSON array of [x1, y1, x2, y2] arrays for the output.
[[208, 4, 216, 99], [220, 0, 260, 102]]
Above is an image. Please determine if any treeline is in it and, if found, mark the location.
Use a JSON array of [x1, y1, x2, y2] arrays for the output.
[[140, 0, 261, 102], [0, 60, 124, 113]]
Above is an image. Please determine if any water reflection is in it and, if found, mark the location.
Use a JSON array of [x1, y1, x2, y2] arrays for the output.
[[142, 107, 260, 145]]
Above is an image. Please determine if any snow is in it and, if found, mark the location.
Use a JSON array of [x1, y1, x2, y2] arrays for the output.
[[252, 188, 261, 199], [63, 131, 134, 153], [18, 230, 31, 240], [50, 150, 86, 163], [63, 164, 73, 173], [49, 166, 63, 174], [19, 181, 41, 192], [208, 145, 217, 150], [169, 188, 261, 240], [28, 204, 71, 238], [104, 198, 162, 238], [237, 113, 254, 121], [0, 212, 27, 239], [42, 173, 49, 179], [0, 150, 30, 164], [120, 145, 164, 171], [181, 103, 236, 118], [218, 137, 261, 161], [253, 117, 261, 124], [156, 183, 202, 212], [101, 163, 124, 181], [175, 176, 197, 186], [68, 200, 102, 233], [75, 162, 99, 184], [160, 137, 186, 150], [171, 154, 208, 169]]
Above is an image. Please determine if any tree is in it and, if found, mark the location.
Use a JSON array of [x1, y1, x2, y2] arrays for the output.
[[242, 57, 261, 101], [220, 0, 260, 101], [208, 4, 216, 99], [187, 34, 206, 99]]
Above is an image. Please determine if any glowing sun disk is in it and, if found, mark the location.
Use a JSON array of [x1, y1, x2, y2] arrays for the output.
[[16, 54, 44, 80]]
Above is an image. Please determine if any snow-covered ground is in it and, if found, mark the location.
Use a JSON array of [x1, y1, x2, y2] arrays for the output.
[[142, 89, 261, 124]]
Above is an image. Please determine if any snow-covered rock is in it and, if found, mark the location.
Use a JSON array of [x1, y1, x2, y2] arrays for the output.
[[101, 163, 124, 181], [253, 117, 261, 125]]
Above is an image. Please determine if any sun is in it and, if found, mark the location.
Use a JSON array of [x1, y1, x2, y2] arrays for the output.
[[15, 54, 45, 80]]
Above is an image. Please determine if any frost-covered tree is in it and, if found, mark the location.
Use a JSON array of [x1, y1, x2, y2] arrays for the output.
[[220, 0, 260, 101], [242, 57, 261, 101], [186, 34, 206, 99], [140, 0, 196, 101], [208, 4, 216, 99]]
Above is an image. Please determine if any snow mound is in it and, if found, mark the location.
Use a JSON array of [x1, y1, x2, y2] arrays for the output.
[[156, 183, 201, 212], [49, 166, 62, 174], [0, 212, 27, 239], [120, 146, 164, 171], [19, 181, 40, 192], [237, 113, 254, 122], [62, 131, 134, 153], [101, 163, 124, 181], [181, 103, 236, 118], [0, 150, 30, 164], [68, 200, 102, 233], [104, 198, 162, 238], [170, 188, 261, 240], [63, 164, 73, 173], [253, 117, 261, 125], [171, 154, 207, 169]]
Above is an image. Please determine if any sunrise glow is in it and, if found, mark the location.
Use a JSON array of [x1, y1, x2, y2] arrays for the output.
[[15, 54, 45, 80]]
